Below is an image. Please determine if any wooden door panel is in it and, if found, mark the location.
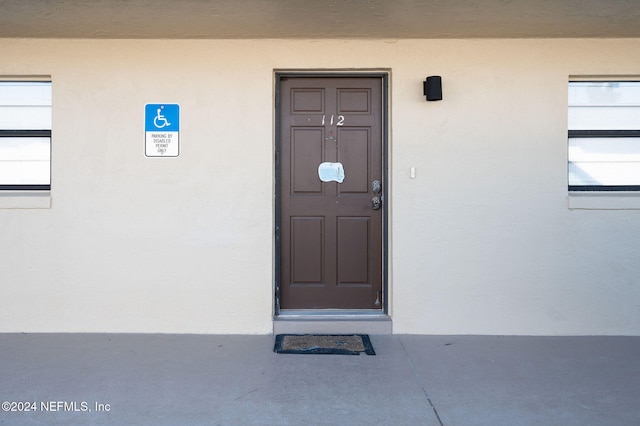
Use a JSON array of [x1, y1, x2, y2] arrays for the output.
[[291, 217, 324, 284], [292, 89, 325, 114], [292, 128, 324, 194], [279, 76, 383, 310], [337, 127, 370, 194], [337, 217, 371, 285], [338, 88, 371, 114]]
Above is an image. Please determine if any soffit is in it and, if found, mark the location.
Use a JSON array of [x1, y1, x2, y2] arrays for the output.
[[2, 0, 640, 39]]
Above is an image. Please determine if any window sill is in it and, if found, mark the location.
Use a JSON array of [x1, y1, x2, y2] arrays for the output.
[[0, 191, 51, 209], [568, 192, 640, 210]]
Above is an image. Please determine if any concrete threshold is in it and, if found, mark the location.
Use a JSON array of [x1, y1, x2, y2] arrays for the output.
[[273, 309, 392, 334]]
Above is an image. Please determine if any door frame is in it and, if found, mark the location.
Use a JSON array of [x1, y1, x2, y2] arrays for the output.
[[274, 70, 390, 316]]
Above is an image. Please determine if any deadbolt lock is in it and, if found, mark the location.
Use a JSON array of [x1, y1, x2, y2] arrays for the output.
[[372, 180, 382, 194]]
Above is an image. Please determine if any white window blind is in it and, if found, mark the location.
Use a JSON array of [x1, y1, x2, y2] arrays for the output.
[[568, 81, 640, 190], [0, 81, 51, 189]]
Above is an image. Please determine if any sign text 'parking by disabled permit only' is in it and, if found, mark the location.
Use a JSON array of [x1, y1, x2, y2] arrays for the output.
[[145, 104, 180, 157]]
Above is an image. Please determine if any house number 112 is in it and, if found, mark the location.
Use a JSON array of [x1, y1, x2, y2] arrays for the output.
[[322, 115, 345, 126]]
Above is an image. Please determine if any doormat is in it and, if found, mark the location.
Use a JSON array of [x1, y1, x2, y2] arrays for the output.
[[274, 334, 375, 355]]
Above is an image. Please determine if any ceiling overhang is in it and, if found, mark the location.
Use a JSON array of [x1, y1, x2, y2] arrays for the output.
[[1, 0, 640, 39]]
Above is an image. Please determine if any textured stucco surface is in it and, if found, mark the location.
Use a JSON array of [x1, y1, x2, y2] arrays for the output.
[[0, 38, 639, 334]]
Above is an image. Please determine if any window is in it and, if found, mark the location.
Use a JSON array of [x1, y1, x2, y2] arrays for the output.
[[568, 81, 640, 191], [0, 81, 52, 190]]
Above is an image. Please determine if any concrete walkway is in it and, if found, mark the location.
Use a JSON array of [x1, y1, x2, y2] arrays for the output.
[[1, 334, 639, 425]]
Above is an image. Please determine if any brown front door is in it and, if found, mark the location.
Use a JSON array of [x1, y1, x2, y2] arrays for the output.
[[277, 76, 384, 310]]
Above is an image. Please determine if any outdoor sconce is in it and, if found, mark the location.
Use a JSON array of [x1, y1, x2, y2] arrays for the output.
[[424, 76, 442, 101]]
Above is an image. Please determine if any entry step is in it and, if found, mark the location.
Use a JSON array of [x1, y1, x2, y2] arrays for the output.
[[273, 311, 392, 335]]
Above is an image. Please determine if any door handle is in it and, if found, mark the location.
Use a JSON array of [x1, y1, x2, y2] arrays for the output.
[[371, 196, 381, 210]]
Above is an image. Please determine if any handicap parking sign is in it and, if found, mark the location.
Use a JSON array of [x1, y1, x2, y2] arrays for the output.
[[145, 104, 180, 157]]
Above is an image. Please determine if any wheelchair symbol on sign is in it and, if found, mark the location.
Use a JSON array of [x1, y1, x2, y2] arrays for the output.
[[153, 106, 171, 128]]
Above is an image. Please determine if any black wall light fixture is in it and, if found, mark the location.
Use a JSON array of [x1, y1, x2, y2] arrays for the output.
[[424, 76, 442, 101]]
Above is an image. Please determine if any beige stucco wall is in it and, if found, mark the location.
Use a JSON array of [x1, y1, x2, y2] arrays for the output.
[[1, 38, 639, 335]]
